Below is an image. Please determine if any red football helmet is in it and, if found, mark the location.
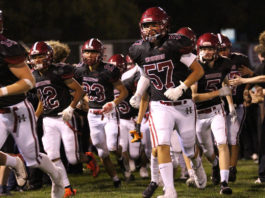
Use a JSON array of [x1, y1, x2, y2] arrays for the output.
[[0, 10, 3, 34], [196, 33, 219, 63], [29, 41, 53, 70], [125, 55, 135, 70], [217, 33, 231, 49], [81, 38, 104, 66], [176, 27, 196, 49], [139, 7, 170, 42], [108, 54, 127, 75]]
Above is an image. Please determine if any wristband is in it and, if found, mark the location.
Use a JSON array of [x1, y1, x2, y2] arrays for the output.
[[0, 87, 8, 96]]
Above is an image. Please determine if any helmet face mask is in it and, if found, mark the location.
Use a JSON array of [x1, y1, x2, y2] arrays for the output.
[[197, 33, 219, 63], [81, 38, 104, 66], [29, 42, 53, 71], [139, 7, 169, 43]]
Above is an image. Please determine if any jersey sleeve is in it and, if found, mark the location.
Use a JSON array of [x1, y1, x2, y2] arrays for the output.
[[128, 40, 144, 66], [57, 64, 74, 80], [0, 37, 27, 65]]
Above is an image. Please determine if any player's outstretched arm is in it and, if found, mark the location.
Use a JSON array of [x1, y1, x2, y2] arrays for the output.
[[0, 62, 35, 97]]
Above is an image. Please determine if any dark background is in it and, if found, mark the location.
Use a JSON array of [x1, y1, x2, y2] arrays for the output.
[[1, 0, 264, 63]]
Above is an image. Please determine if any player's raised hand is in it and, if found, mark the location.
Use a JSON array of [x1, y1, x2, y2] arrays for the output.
[[102, 101, 116, 114], [58, 106, 75, 121], [129, 94, 141, 109], [229, 75, 244, 86], [164, 81, 188, 101]]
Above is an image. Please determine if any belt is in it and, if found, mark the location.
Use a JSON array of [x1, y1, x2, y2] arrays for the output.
[[160, 100, 187, 106], [0, 108, 12, 114], [89, 109, 103, 115], [197, 106, 216, 114]]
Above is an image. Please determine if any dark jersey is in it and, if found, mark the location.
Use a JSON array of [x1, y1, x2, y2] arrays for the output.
[[196, 56, 231, 110], [33, 63, 74, 117], [115, 70, 140, 119], [0, 34, 27, 107], [128, 34, 193, 101], [227, 52, 251, 105], [75, 62, 120, 109]]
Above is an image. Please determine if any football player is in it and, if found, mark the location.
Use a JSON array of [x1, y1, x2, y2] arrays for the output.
[[75, 38, 128, 187], [191, 32, 233, 194], [29, 41, 86, 197], [0, 10, 64, 198], [217, 33, 252, 182], [129, 7, 205, 198]]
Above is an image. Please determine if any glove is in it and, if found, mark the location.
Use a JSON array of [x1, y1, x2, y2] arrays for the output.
[[218, 86, 232, 96], [129, 123, 143, 143], [129, 94, 141, 109], [58, 106, 75, 122], [164, 81, 188, 101], [102, 101, 116, 114], [228, 104, 237, 123]]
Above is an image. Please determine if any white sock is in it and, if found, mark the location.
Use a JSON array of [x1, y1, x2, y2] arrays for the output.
[[54, 160, 70, 187], [150, 155, 159, 184], [159, 162, 174, 189], [5, 154, 17, 167], [220, 169, 229, 183], [112, 175, 119, 181]]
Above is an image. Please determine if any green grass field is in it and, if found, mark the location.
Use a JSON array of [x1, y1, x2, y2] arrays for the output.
[[8, 158, 265, 198]]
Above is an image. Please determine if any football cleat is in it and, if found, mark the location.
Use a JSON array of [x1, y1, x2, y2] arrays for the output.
[[113, 179, 121, 188], [220, 181, 232, 194], [130, 130, 143, 143], [142, 181, 158, 198], [85, 152, 100, 177], [64, 187, 77, 197]]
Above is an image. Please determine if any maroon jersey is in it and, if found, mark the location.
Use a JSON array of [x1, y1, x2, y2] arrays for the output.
[[196, 56, 231, 110], [115, 71, 140, 119], [128, 33, 193, 101], [227, 52, 251, 105], [33, 63, 74, 117], [75, 62, 120, 109], [0, 34, 27, 107]]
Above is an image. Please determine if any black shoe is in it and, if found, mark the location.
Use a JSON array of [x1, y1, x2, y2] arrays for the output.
[[229, 166, 237, 182], [0, 185, 11, 196], [211, 164, 220, 185], [142, 181, 158, 198], [220, 181, 232, 194], [113, 179, 121, 188]]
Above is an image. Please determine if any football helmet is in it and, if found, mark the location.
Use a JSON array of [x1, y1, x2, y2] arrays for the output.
[[196, 33, 219, 63], [139, 7, 170, 43], [81, 38, 104, 66], [0, 10, 3, 34], [217, 33, 232, 57], [108, 54, 127, 75], [176, 27, 196, 50], [125, 55, 135, 70], [29, 41, 53, 70]]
